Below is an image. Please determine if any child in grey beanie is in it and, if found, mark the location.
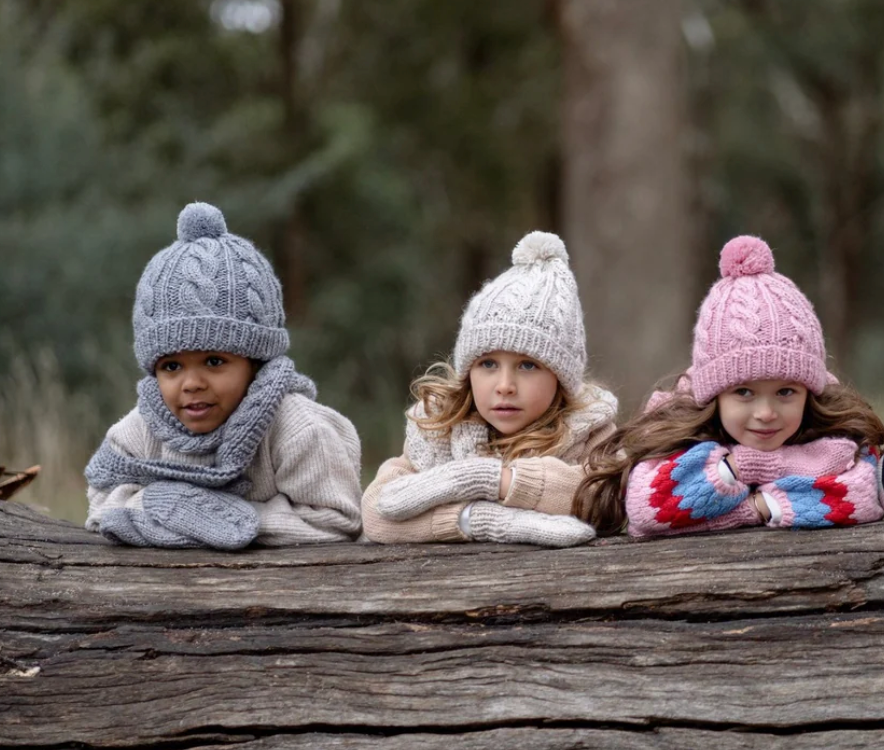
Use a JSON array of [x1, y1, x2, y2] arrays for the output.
[[85, 202, 362, 549], [361, 231, 618, 547]]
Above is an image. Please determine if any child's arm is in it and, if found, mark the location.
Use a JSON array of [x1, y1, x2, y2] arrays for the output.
[[361, 456, 471, 544], [86, 483, 146, 532], [625, 441, 761, 538], [256, 398, 363, 545], [361, 456, 595, 546], [755, 447, 883, 528], [498, 458, 586, 516], [84, 409, 152, 532], [374, 457, 502, 521], [729, 437, 858, 485]]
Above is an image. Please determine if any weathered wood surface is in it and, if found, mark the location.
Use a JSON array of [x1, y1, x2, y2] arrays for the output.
[[3, 501, 884, 749]]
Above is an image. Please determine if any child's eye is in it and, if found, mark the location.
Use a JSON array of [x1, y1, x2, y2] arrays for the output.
[[477, 359, 497, 369], [206, 356, 225, 367], [777, 387, 796, 397], [519, 360, 539, 371], [733, 387, 752, 398], [158, 361, 181, 372]]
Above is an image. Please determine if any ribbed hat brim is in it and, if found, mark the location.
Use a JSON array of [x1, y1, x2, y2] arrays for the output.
[[135, 317, 290, 373], [691, 345, 827, 404]]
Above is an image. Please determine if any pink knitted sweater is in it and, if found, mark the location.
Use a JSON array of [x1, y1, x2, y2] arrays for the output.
[[626, 438, 883, 538]]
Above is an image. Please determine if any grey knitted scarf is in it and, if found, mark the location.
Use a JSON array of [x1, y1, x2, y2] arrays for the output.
[[86, 356, 316, 492]]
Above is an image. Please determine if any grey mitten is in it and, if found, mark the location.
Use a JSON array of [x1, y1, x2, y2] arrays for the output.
[[376, 458, 501, 521], [99, 507, 201, 548], [143, 481, 259, 550], [465, 501, 596, 548]]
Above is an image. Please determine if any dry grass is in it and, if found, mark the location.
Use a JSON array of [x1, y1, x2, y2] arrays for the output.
[[0, 349, 130, 523], [3, 346, 883, 527]]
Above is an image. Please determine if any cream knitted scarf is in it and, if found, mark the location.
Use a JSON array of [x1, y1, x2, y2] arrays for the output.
[[405, 383, 618, 471]]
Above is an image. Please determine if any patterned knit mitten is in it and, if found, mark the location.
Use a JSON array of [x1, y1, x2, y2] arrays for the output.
[[377, 458, 501, 521], [466, 501, 596, 547], [143, 481, 259, 550], [99, 507, 201, 548]]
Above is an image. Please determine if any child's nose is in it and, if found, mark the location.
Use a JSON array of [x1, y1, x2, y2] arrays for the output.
[[754, 400, 777, 421], [182, 371, 207, 391], [495, 369, 516, 393]]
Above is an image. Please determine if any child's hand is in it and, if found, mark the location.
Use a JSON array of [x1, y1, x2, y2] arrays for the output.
[[731, 438, 858, 485], [143, 481, 259, 550], [99, 507, 201, 548], [465, 502, 596, 547], [376, 458, 501, 520]]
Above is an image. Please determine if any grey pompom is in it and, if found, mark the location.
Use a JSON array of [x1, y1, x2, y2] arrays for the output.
[[177, 202, 227, 242]]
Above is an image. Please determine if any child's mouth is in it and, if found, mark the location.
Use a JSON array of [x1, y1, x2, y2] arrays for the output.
[[183, 403, 214, 417], [749, 429, 779, 438]]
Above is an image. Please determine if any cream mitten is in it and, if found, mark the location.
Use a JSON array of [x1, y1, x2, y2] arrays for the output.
[[376, 458, 501, 521], [465, 501, 596, 547]]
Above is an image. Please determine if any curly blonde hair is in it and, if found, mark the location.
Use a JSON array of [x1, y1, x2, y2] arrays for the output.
[[408, 361, 582, 463], [572, 376, 884, 534]]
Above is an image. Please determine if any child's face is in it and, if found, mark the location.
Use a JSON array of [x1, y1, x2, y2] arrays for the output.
[[469, 350, 559, 435], [155, 351, 255, 434], [717, 379, 808, 451]]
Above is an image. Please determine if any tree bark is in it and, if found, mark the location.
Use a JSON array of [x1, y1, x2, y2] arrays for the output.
[[559, 0, 693, 413], [3, 501, 884, 747]]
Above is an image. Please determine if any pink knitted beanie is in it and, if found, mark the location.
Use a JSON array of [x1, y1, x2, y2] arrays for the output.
[[691, 236, 828, 405]]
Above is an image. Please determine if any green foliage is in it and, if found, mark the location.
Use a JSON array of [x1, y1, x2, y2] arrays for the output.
[[3, 0, 883, 521]]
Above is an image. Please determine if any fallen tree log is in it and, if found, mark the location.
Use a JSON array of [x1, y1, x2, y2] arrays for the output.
[[2, 500, 884, 749]]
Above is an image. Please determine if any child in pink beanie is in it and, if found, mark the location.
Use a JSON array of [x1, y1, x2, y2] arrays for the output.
[[573, 235, 884, 538]]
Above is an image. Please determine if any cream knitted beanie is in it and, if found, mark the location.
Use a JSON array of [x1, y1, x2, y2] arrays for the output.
[[453, 231, 587, 397]]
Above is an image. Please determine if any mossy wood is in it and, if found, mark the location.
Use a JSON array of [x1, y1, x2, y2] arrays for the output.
[[2, 501, 884, 749]]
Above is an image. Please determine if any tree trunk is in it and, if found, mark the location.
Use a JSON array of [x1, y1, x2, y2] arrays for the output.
[[559, 0, 693, 413], [4, 501, 884, 748], [277, 0, 309, 321]]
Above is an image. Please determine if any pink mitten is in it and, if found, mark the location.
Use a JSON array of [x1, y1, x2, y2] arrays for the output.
[[730, 438, 858, 485]]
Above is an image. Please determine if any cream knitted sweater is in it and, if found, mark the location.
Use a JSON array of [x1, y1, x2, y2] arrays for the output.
[[361, 384, 617, 543], [86, 393, 362, 545]]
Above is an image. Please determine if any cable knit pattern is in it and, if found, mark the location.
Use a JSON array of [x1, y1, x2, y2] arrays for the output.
[[142, 482, 260, 549], [86, 393, 363, 546], [691, 236, 829, 404], [133, 202, 289, 373], [361, 385, 618, 544], [467, 502, 596, 547], [453, 231, 587, 397], [87, 201, 360, 549], [100, 507, 203, 548], [626, 439, 883, 537], [377, 458, 502, 521]]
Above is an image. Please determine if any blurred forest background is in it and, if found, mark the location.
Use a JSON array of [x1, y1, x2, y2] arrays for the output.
[[3, 0, 884, 523]]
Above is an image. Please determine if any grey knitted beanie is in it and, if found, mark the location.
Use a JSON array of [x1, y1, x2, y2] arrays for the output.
[[133, 202, 289, 373], [453, 231, 587, 397]]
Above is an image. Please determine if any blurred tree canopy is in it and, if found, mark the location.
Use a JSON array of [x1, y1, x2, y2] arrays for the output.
[[2, 0, 884, 488]]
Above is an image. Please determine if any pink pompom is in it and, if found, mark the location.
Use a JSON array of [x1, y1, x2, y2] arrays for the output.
[[718, 235, 774, 278]]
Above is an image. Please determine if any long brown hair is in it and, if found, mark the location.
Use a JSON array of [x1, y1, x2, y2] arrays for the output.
[[409, 361, 580, 463], [572, 378, 884, 532]]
